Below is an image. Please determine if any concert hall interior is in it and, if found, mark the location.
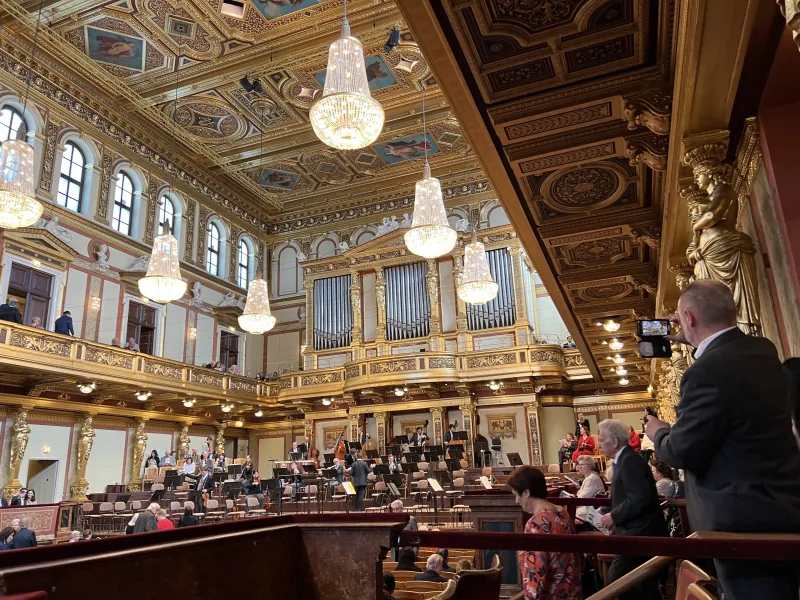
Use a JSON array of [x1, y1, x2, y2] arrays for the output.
[[0, 0, 799, 598]]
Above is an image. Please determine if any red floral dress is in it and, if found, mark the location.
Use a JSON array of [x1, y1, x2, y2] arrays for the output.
[[571, 435, 595, 462], [518, 506, 583, 600]]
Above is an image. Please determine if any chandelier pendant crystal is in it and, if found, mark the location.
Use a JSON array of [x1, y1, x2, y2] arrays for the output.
[[238, 273, 277, 335], [405, 161, 457, 258], [458, 229, 498, 304], [309, 0, 384, 150], [0, 140, 42, 229], [138, 222, 187, 303]]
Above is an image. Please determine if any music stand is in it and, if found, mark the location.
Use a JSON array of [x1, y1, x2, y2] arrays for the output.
[[289, 452, 302, 461], [297, 443, 308, 455], [453, 431, 468, 441], [446, 459, 462, 472], [388, 444, 401, 457], [401, 462, 418, 475], [427, 478, 444, 526], [373, 463, 389, 475], [387, 482, 402, 498], [404, 452, 421, 463], [220, 480, 242, 500], [228, 464, 242, 478], [323, 453, 335, 464], [366, 449, 378, 459], [507, 452, 524, 466], [396, 435, 409, 445], [188, 489, 204, 510], [213, 472, 227, 485], [148, 488, 164, 504], [448, 446, 464, 460]]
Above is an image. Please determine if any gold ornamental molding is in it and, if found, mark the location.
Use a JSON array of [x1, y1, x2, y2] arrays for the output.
[[538, 395, 575, 407]]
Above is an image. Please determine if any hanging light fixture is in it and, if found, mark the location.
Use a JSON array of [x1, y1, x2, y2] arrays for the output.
[[597, 319, 620, 332], [609, 338, 624, 351], [309, 0, 384, 149], [405, 87, 456, 258], [619, 377, 630, 386], [238, 272, 276, 334], [135, 391, 152, 401], [0, 1, 44, 229], [615, 366, 628, 376]]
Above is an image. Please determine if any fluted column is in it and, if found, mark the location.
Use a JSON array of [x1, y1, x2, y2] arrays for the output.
[[178, 423, 191, 458], [304, 278, 317, 369], [426, 259, 444, 351], [452, 253, 472, 352], [304, 418, 314, 451], [509, 244, 531, 345], [348, 414, 360, 445], [524, 399, 543, 466], [215, 423, 227, 457], [128, 418, 149, 492], [375, 267, 388, 354], [69, 413, 97, 500], [350, 272, 363, 358], [430, 407, 445, 446], [457, 393, 475, 467], [3, 407, 32, 497], [374, 411, 388, 455]]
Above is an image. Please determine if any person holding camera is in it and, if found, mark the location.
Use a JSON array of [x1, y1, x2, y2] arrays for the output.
[[575, 412, 590, 438]]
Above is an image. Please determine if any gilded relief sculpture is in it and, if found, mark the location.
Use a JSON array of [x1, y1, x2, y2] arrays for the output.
[[3, 408, 31, 496], [215, 424, 226, 457], [683, 144, 761, 335], [70, 414, 96, 500], [656, 342, 689, 423], [178, 424, 191, 458], [128, 419, 148, 492]]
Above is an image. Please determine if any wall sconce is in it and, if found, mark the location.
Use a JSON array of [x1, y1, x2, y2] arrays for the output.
[[300, 344, 307, 355], [489, 380, 502, 391], [182, 398, 196, 408], [32, 258, 41, 268], [254, 409, 263, 417], [615, 366, 628, 376], [77, 382, 96, 394], [188, 326, 197, 341], [647, 384, 654, 395], [221, 404, 232, 413], [234, 420, 244, 428], [321, 398, 332, 406], [42, 445, 50, 454], [89, 296, 101, 314], [135, 390, 152, 401], [394, 386, 408, 397], [619, 377, 630, 386]]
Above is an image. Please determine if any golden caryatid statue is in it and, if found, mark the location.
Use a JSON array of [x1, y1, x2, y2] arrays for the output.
[[3, 408, 31, 496], [178, 424, 191, 458], [128, 420, 148, 491], [683, 144, 761, 336], [656, 342, 689, 423], [70, 414, 97, 500], [215, 424, 226, 457]]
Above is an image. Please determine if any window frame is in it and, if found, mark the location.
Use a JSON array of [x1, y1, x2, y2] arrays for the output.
[[0, 106, 26, 143], [159, 195, 176, 235], [112, 172, 134, 236], [56, 142, 85, 213], [206, 221, 221, 276], [237, 238, 251, 288]]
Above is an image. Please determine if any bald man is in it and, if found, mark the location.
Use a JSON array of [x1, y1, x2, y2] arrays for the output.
[[646, 280, 800, 600]]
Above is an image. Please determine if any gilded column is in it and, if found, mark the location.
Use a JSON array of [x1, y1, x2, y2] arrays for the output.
[[524, 399, 543, 466], [3, 408, 32, 497], [348, 414, 360, 445], [509, 244, 531, 344], [303, 418, 314, 451], [374, 411, 388, 455], [303, 278, 316, 370], [128, 419, 148, 492], [183, 199, 197, 263], [457, 395, 475, 467], [426, 259, 444, 351], [69, 413, 97, 500], [430, 407, 445, 446], [452, 253, 472, 352], [178, 423, 191, 458], [215, 423, 226, 457], [143, 179, 157, 246], [375, 267, 388, 353], [37, 118, 61, 198], [350, 272, 363, 358]]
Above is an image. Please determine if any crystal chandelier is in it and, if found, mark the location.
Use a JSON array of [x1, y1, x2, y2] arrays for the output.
[[138, 223, 187, 303], [309, 0, 384, 149], [238, 275, 276, 334], [458, 229, 498, 304], [405, 87, 456, 258], [0, 3, 44, 230]]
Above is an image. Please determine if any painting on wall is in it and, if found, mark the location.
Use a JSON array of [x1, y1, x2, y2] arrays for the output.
[[323, 426, 345, 450], [251, 0, 326, 21], [314, 55, 397, 92], [488, 413, 517, 439], [373, 133, 439, 165], [399, 420, 426, 439], [85, 26, 145, 71], [259, 168, 300, 190]]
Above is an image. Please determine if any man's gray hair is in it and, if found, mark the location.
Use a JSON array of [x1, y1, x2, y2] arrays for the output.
[[599, 419, 628, 448], [427, 554, 443, 570], [680, 280, 737, 326], [7, 297, 18, 308], [390, 499, 404, 510], [19, 517, 30, 528], [148, 502, 161, 512]]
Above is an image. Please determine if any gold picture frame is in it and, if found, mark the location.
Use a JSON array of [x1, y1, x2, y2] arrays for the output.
[[323, 426, 345, 450], [488, 413, 517, 439], [399, 420, 426, 439]]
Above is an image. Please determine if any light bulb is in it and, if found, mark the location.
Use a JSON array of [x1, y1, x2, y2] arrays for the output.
[[221, 404, 231, 413], [615, 366, 627, 376], [321, 398, 332, 406], [602, 319, 620, 332], [619, 377, 629, 386], [609, 339, 623, 351], [78, 382, 96, 394], [489, 381, 500, 391], [254, 409, 263, 417], [135, 391, 152, 401], [613, 355, 625, 365]]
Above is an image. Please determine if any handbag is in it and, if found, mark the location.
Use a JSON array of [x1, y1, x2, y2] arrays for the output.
[[581, 555, 604, 596]]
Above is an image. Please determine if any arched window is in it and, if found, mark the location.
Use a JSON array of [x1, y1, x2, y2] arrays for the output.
[[56, 142, 85, 213], [238, 239, 251, 288], [206, 222, 221, 276], [159, 195, 175, 234], [0, 107, 26, 142], [112, 173, 134, 236]]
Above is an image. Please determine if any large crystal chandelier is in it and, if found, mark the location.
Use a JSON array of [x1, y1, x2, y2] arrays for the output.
[[0, 2, 44, 230], [238, 275, 276, 334], [138, 223, 187, 303], [404, 88, 456, 258], [458, 229, 498, 304], [309, 0, 384, 150]]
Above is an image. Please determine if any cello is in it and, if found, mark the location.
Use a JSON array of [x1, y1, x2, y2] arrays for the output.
[[334, 427, 348, 462]]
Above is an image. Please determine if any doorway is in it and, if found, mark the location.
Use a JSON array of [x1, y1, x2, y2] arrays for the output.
[[27, 459, 59, 504]]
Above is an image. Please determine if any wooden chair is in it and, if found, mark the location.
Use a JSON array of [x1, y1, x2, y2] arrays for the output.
[[393, 592, 423, 600], [392, 571, 421, 583], [405, 581, 445, 592], [428, 554, 503, 600], [332, 484, 348, 512], [383, 562, 398, 571], [298, 484, 319, 514], [245, 496, 267, 517], [203, 499, 224, 521], [677, 561, 716, 599]]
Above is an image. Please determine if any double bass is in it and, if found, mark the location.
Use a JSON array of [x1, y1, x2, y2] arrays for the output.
[[364, 433, 376, 453], [335, 427, 348, 461]]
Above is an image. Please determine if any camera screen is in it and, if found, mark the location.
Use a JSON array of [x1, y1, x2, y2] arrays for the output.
[[639, 320, 670, 337]]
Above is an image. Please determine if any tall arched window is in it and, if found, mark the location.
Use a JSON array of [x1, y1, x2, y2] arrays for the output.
[[112, 173, 134, 236], [0, 107, 26, 142], [238, 239, 251, 288], [159, 195, 175, 234], [206, 222, 220, 276], [57, 142, 85, 213]]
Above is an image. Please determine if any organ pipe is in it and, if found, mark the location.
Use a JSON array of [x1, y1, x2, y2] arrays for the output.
[[467, 248, 516, 331], [385, 262, 430, 341], [313, 275, 353, 350]]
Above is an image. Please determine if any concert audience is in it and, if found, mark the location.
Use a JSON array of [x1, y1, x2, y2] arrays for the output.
[[156, 509, 174, 530], [558, 432, 577, 472], [456, 559, 472, 573], [575, 455, 605, 524], [509, 465, 582, 600], [177, 506, 198, 528], [414, 554, 447, 582], [10, 518, 37, 549], [382, 572, 399, 600], [134, 503, 159, 533], [395, 547, 422, 572], [10, 488, 26, 505], [147, 450, 160, 468], [24, 489, 36, 505], [575, 412, 590, 437], [181, 457, 196, 476], [68, 530, 81, 543], [0, 297, 22, 323], [54, 310, 74, 336], [436, 548, 455, 572], [571, 425, 594, 463], [0, 526, 14, 550], [30, 317, 42, 329], [628, 426, 641, 453], [123, 337, 140, 351], [647, 280, 800, 600], [649, 460, 674, 496], [598, 419, 665, 600]]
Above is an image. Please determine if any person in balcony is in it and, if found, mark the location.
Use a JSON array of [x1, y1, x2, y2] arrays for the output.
[[509, 465, 583, 600], [574, 455, 605, 525], [124, 337, 140, 352], [571, 425, 595, 463], [54, 310, 74, 336], [30, 317, 42, 329], [0, 297, 22, 324], [146, 450, 160, 468]]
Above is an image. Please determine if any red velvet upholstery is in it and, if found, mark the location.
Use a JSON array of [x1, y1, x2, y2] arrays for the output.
[[0, 593, 48, 599]]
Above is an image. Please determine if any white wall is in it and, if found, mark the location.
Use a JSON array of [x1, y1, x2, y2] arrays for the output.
[[164, 304, 187, 362], [245, 333, 264, 377], [63, 268, 89, 337], [363, 272, 377, 342], [85, 428, 127, 493], [266, 331, 299, 374], [189, 435, 209, 455], [258, 436, 284, 477], [142, 431, 173, 473], [477, 405, 530, 464], [439, 259, 457, 333], [19, 423, 72, 503], [98, 280, 120, 344], [195, 313, 215, 366], [535, 294, 570, 345]]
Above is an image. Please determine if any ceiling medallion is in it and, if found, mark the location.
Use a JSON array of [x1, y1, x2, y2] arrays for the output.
[[540, 162, 627, 214], [309, 0, 384, 150]]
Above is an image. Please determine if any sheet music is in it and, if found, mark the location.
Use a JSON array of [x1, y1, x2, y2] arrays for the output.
[[427, 478, 444, 493], [585, 507, 611, 534], [480, 476, 492, 489]]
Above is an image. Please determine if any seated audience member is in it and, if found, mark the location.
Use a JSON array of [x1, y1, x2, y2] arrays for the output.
[[54, 310, 74, 336], [628, 425, 642, 453], [82, 528, 94, 540], [598, 419, 665, 600], [162, 449, 174, 466], [436, 548, 455, 572], [178, 506, 197, 528], [110, 337, 121, 347], [134, 503, 160, 533], [68, 530, 81, 543], [182, 457, 197, 478], [390, 500, 417, 561], [395, 547, 422, 572], [456, 559, 472, 573], [382, 572, 399, 600], [124, 337, 140, 351], [0, 297, 22, 323], [650, 460, 674, 496], [0, 526, 15, 550], [30, 317, 42, 329], [571, 425, 595, 463], [24, 489, 36, 505], [190, 448, 200, 463], [215, 453, 227, 471], [10, 488, 26, 505], [125, 514, 138, 534], [228, 364, 240, 375], [575, 455, 605, 523], [508, 465, 583, 600], [414, 554, 447, 583], [563, 335, 577, 349], [558, 432, 578, 472], [10, 518, 37, 549], [156, 509, 174, 530], [147, 450, 160, 468]]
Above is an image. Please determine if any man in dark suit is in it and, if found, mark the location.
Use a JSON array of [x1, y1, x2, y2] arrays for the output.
[[0, 493, 8, 507], [647, 280, 800, 600], [347, 451, 372, 511], [444, 424, 455, 444], [54, 310, 74, 336], [133, 503, 159, 533], [599, 419, 666, 600], [10, 488, 27, 505], [413, 554, 447, 582], [0, 298, 23, 324], [196, 466, 214, 512], [575, 412, 590, 438], [10, 518, 37, 549]]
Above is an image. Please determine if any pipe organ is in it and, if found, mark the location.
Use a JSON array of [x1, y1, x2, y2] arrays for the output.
[[313, 275, 353, 350], [467, 248, 516, 331], [385, 262, 431, 341]]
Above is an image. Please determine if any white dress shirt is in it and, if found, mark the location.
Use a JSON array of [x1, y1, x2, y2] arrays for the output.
[[694, 326, 738, 359]]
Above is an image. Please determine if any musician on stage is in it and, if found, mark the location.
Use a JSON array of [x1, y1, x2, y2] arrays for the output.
[[243, 471, 265, 509], [333, 432, 350, 463], [387, 454, 402, 474], [196, 466, 214, 512], [289, 461, 304, 500], [346, 447, 357, 469], [241, 455, 255, 483], [357, 426, 367, 447], [444, 423, 456, 444], [410, 427, 427, 447], [289, 441, 303, 460]]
